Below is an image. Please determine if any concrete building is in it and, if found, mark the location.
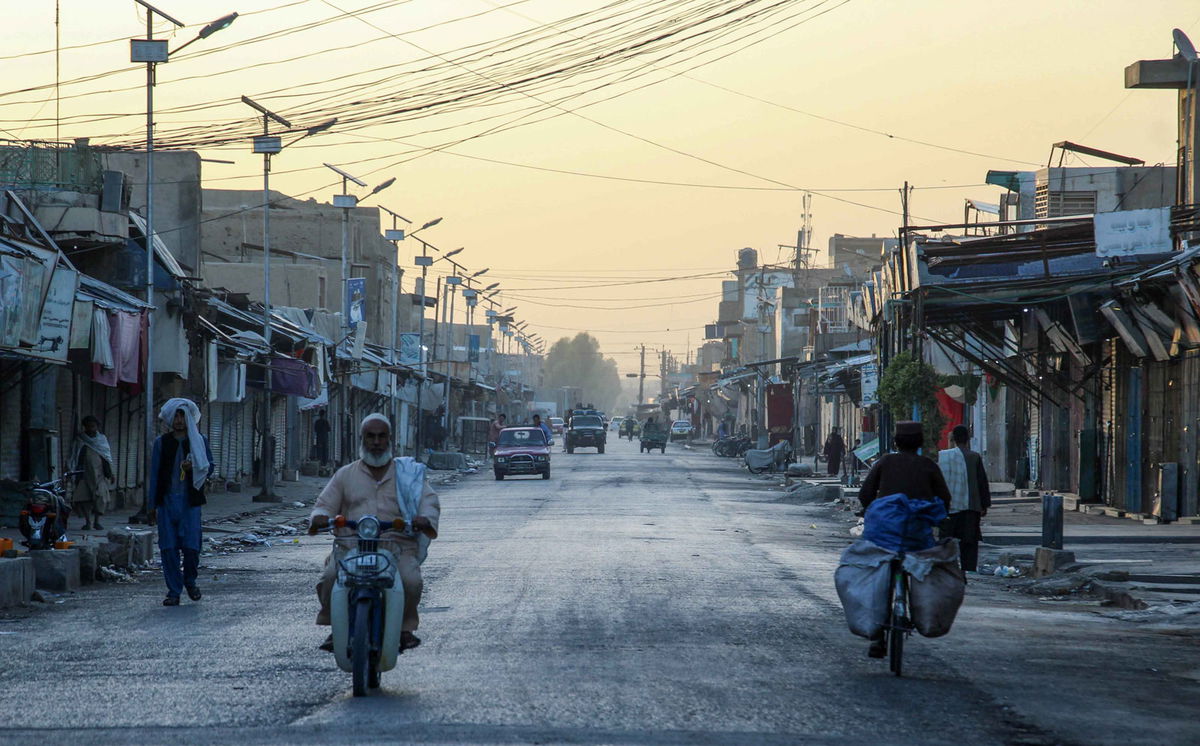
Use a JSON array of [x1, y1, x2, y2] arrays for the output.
[[200, 189, 401, 346], [826, 234, 896, 277]]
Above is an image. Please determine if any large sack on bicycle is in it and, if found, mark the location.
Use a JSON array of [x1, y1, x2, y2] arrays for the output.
[[862, 492, 947, 553], [904, 538, 965, 638], [834, 539, 896, 638]]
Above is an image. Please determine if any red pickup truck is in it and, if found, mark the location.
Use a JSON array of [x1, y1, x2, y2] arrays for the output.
[[493, 427, 551, 480]]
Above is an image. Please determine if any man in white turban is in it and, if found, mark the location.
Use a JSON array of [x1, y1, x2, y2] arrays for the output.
[[308, 413, 440, 652], [149, 398, 214, 607]]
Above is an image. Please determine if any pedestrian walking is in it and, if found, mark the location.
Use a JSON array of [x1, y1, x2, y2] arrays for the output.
[[69, 415, 114, 530], [149, 398, 214, 607], [823, 427, 846, 477], [937, 425, 991, 573], [312, 409, 331, 466]]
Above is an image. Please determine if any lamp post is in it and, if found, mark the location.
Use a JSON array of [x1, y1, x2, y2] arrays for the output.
[[322, 163, 394, 334], [242, 96, 334, 501], [129, 1, 237, 522], [377, 206, 411, 443], [408, 219, 443, 456]]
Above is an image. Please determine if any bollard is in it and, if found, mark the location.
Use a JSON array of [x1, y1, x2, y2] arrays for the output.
[[1041, 492, 1064, 550]]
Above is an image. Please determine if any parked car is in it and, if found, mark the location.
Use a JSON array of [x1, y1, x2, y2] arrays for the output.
[[565, 414, 607, 454], [493, 427, 551, 480], [669, 419, 694, 441], [549, 417, 565, 436], [609, 416, 624, 432]]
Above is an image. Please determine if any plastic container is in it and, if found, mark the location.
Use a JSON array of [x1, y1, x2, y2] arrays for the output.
[[53, 541, 74, 550], [0, 537, 13, 553]]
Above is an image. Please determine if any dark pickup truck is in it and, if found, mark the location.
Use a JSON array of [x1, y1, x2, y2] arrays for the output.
[[565, 414, 606, 454]]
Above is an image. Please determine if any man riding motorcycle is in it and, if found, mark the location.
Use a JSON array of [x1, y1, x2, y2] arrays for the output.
[[309, 413, 440, 652]]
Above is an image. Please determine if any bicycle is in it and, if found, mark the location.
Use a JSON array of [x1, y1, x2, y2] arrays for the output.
[[883, 556, 912, 677]]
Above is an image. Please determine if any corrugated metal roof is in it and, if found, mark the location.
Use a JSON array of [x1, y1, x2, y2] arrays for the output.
[[129, 211, 188, 280]]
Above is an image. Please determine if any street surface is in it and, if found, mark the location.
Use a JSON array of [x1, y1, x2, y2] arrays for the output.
[[2, 437, 1198, 745]]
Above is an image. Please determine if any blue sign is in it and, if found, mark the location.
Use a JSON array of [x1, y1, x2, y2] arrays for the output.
[[346, 277, 366, 328], [468, 334, 480, 363]]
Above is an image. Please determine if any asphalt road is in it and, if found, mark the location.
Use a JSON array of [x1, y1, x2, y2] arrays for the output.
[[2, 435, 1197, 744]]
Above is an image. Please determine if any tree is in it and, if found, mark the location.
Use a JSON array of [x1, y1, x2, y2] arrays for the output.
[[541, 332, 622, 412], [876, 351, 946, 453]]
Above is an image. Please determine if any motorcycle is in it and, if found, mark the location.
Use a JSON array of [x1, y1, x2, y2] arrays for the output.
[[19, 473, 77, 550], [313, 514, 407, 697]]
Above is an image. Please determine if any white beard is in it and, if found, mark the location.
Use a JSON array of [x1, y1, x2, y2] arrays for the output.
[[360, 447, 392, 468]]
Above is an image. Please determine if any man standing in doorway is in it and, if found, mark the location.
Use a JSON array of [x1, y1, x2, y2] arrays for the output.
[[937, 424, 991, 572], [70, 415, 114, 531], [823, 427, 846, 477], [149, 398, 214, 606], [313, 409, 332, 467]]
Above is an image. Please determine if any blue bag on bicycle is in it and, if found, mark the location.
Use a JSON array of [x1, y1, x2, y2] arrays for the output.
[[862, 493, 947, 553]]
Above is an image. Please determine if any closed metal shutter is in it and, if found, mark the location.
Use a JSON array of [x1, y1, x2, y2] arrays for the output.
[[207, 404, 226, 479], [272, 396, 286, 470]]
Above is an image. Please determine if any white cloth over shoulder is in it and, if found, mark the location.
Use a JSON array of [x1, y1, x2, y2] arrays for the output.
[[937, 447, 969, 513], [158, 398, 210, 490], [70, 431, 114, 471], [393, 456, 431, 563]]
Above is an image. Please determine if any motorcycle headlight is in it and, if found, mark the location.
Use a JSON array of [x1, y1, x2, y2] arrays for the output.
[[357, 515, 381, 540]]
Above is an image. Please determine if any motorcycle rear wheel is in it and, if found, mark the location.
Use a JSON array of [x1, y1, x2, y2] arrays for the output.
[[352, 598, 371, 696]]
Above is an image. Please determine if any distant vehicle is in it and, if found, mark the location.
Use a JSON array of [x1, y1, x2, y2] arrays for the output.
[[670, 420, 694, 441], [493, 427, 551, 480], [549, 417, 565, 436], [566, 414, 606, 454], [609, 416, 624, 432], [640, 420, 668, 454]]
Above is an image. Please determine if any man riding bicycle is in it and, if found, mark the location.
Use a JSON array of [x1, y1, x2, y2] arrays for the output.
[[856, 420, 951, 658]]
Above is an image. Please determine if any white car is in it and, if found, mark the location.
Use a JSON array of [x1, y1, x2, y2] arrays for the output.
[[669, 420, 694, 441], [609, 416, 625, 432]]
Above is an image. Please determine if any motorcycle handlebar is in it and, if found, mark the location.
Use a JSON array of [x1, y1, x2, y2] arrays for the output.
[[307, 515, 407, 535]]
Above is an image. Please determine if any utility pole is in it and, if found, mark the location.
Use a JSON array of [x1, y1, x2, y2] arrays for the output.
[[637, 344, 646, 406], [660, 349, 667, 412]]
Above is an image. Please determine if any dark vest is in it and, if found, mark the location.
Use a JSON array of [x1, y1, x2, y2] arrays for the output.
[[154, 435, 208, 508]]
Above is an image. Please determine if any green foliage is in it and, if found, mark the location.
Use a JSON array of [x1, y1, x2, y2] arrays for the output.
[[876, 351, 947, 451], [541, 332, 622, 413]]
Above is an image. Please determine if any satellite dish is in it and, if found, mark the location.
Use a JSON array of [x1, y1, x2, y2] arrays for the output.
[[1174, 28, 1198, 62]]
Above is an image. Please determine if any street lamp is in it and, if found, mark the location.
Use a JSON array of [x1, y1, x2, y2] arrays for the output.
[[129, 1, 237, 522], [378, 205, 411, 445], [243, 95, 336, 501], [322, 163, 394, 334], [409, 221, 444, 457]]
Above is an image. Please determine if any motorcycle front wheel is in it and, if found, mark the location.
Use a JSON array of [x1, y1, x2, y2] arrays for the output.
[[352, 598, 371, 696]]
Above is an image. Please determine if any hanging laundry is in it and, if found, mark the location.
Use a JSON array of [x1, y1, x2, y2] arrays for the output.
[[215, 362, 246, 403], [92, 310, 117, 387], [113, 311, 142, 384], [70, 299, 93, 350], [270, 357, 317, 397]]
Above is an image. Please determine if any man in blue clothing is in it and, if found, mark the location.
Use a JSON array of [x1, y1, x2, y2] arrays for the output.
[[531, 413, 553, 445], [148, 398, 214, 607]]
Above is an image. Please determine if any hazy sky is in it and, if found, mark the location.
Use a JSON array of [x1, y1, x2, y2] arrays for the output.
[[2, 1, 1198, 373]]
